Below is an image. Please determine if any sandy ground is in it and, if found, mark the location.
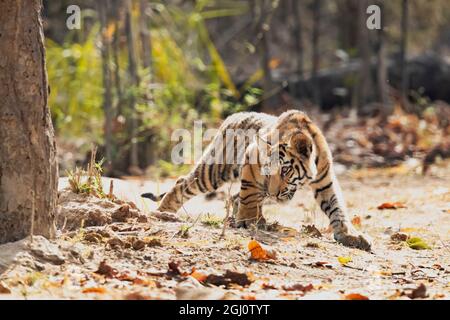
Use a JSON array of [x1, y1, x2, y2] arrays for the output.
[[0, 160, 449, 300]]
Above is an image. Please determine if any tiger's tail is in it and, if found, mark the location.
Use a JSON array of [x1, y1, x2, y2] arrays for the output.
[[141, 192, 166, 201]]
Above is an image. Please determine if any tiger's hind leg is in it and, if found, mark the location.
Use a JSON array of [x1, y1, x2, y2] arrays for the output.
[[157, 163, 240, 213]]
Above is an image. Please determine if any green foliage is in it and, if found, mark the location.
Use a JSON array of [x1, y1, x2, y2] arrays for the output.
[[46, 1, 262, 169], [46, 26, 103, 144], [201, 213, 223, 228]]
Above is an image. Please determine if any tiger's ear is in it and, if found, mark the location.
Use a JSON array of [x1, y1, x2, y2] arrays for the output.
[[289, 134, 312, 157]]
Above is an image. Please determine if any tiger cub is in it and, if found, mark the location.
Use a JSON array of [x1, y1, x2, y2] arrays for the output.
[[142, 110, 372, 251]]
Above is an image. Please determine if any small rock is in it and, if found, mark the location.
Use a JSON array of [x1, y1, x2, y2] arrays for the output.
[[132, 240, 146, 251], [301, 225, 322, 238], [175, 287, 225, 300], [147, 238, 162, 247], [391, 232, 409, 242], [29, 236, 65, 265], [112, 204, 131, 222], [84, 232, 103, 243], [123, 241, 132, 249], [137, 215, 148, 223], [150, 211, 182, 222], [143, 255, 152, 261], [97, 229, 111, 238], [107, 237, 124, 248], [124, 292, 150, 300], [34, 261, 46, 271]]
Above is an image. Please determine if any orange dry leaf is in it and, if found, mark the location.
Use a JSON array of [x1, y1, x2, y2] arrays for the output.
[[377, 202, 407, 210], [82, 287, 107, 294], [344, 293, 369, 300], [248, 240, 276, 261], [190, 268, 208, 282], [248, 240, 268, 260], [351, 216, 362, 227]]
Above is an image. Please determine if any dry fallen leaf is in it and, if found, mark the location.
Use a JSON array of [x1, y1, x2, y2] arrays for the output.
[[351, 216, 362, 227], [248, 240, 276, 261], [282, 283, 314, 294], [167, 261, 188, 276], [82, 287, 107, 294], [338, 256, 352, 265], [406, 237, 431, 250], [190, 268, 208, 282], [377, 202, 407, 210], [261, 283, 277, 290], [406, 283, 428, 299], [344, 293, 369, 300], [310, 261, 333, 269], [205, 270, 254, 288], [95, 260, 117, 278], [0, 282, 11, 294]]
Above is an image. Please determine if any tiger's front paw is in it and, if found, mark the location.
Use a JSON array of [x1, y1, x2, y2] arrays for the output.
[[334, 232, 372, 252], [235, 216, 267, 229]]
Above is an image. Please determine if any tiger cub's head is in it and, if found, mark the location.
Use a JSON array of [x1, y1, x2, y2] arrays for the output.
[[261, 130, 318, 202]]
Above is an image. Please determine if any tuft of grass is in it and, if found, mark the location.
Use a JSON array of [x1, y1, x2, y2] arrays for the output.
[[178, 225, 192, 238], [67, 146, 112, 199], [201, 213, 222, 228]]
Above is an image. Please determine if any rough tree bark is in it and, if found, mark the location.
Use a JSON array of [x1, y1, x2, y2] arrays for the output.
[[112, 0, 123, 116], [311, 0, 321, 106], [291, 0, 304, 98], [125, 0, 140, 170], [255, 0, 277, 109], [400, 0, 409, 109], [0, 0, 58, 244], [376, 1, 392, 116], [98, 1, 114, 168], [356, 0, 373, 108]]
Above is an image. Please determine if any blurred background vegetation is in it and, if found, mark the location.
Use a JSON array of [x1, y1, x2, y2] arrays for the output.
[[42, 0, 450, 177]]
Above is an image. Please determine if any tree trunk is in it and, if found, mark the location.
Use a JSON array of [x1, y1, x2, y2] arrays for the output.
[[357, 0, 373, 108], [311, 0, 321, 106], [0, 0, 58, 244], [98, 0, 114, 169], [400, 0, 409, 109], [112, 0, 123, 116], [376, 1, 391, 116], [139, 0, 152, 70], [256, 0, 277, 109], [291, 0, 304, 98], [125, 0, 140, 170]]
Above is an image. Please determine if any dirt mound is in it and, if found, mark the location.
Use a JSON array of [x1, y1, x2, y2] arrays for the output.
[[57, 188, 147, 231]]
